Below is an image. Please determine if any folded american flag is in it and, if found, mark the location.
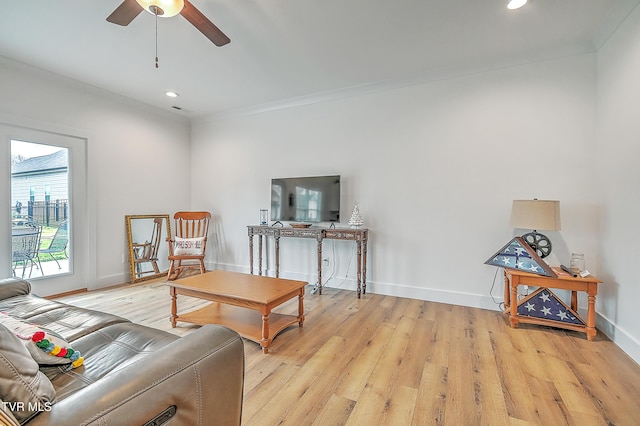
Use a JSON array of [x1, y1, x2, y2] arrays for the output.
[[485, 237, 556, 277], [517, 287, 585, 325]]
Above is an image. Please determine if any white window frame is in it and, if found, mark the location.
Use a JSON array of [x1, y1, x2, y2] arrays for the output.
[[1, 123, 88, 296]]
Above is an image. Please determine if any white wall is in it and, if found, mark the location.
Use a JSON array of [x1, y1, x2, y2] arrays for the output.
[[191, 53, 599, 311], [0, 58, 191, 293], [596, 4, 640, 363]]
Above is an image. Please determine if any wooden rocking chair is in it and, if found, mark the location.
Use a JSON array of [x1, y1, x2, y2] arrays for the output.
[[167, 211, 211, 281]]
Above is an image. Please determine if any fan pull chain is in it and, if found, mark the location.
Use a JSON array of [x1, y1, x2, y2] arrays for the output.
[[155, 9, 159, 68]]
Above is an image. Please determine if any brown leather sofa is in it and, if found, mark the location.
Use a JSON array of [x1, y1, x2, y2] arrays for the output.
[[0, 278, 244, 425]]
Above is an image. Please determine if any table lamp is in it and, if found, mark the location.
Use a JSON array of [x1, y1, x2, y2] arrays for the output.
[[510, 199, 561, 258]]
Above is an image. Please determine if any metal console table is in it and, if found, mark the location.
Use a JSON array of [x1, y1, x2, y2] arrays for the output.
[[247, 225, 369, 298]]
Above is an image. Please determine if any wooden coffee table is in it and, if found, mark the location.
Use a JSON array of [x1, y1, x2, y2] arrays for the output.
[[167, 270, 306, 353]]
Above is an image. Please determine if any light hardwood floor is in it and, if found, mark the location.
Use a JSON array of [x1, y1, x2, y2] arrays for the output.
[[55, 278, 640, 425]]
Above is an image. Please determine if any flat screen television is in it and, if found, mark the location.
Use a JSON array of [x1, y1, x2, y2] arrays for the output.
[[271, 175, 341, 223]]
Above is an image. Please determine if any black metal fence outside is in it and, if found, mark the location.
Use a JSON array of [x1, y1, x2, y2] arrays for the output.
[[12, 199, 69, 227]]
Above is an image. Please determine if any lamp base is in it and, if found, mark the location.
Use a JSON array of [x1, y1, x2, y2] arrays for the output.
[[522, 231, 552, 258]]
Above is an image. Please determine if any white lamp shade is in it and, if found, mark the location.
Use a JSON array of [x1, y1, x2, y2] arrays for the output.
[[511, 199, 561, 231], [136, 0, 184, 17]]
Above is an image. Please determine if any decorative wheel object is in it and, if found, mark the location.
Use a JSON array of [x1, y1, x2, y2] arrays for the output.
[[522, 231, 552, 258]]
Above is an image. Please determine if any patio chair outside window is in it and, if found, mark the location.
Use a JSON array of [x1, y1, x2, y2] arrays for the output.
[[12, 219, 42, 278], [37, 219, 69, 271]]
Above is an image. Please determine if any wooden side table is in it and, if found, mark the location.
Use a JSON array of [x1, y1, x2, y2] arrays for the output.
[[503, 268, 602, 341]]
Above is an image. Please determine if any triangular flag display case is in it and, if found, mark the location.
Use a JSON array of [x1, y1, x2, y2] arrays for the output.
[[484, 236, 556, 278], [516, 287, 586, 326]]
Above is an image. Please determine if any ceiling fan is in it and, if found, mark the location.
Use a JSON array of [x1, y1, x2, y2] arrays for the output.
[[107, 0, 230, 47]]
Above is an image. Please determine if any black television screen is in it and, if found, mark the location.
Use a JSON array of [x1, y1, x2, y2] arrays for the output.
[[271, 175, 341, 223]]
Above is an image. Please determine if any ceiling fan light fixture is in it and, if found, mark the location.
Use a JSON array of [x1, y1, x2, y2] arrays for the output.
[[507, 0, 528, 10], [136, 0, 184, 17]]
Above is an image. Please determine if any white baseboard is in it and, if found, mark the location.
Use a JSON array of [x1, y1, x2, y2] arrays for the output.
[[93, 273, 128, 290], [213, 262, 502, 311], [596, 312, 640, 365], [359, 279, 503, 312]]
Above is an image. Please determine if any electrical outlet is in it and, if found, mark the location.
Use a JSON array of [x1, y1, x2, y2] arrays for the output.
[[121, 253, 125, 264]]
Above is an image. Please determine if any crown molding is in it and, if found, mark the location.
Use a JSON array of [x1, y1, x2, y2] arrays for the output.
[[194, 46, 596, 125]]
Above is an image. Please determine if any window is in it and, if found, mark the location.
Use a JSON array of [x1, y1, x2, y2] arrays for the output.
[[1, 123, 87, 295], [11, 141, 70, 278]]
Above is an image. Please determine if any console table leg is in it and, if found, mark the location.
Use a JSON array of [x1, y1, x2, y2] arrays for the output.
[[275, 236, 280, 278], [317, 237, 323, 295], [362, 236, 368, 295], [258, 235, 263, 276], [356, 240, 363, 298], [248, 234, 254, 275]]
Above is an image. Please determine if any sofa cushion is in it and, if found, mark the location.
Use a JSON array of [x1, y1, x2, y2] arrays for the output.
[[0, 278, 30, 301], [25, 305, 130, 342], [43, 322, 179, 401], [0, 324, 56, 424], [0, 294, 68, 320], [0, 313, 84, 369]]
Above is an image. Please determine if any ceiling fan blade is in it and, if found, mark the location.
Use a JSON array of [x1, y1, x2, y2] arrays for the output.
[[181, 0, 231, 47], [107, 0, 144, 26]]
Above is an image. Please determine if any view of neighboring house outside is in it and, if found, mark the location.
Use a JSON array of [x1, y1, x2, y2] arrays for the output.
[[11, 149, 69, 226], [11, 146, 71, 278]]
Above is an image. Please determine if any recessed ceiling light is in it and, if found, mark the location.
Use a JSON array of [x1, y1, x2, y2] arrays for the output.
[[165, 91, 179, 98], [507, 0, 527, 10]]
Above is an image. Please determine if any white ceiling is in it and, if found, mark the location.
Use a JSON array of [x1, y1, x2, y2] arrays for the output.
[[1, 0, 638, 119]]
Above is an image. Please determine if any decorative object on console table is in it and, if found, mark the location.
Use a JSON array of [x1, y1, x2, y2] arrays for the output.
[[348, 203, 364, 228], [259, 209, 268, 225], [485, 236, 556, 278], [503, 267, 602, 341], [511, 199, 561, 258]]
